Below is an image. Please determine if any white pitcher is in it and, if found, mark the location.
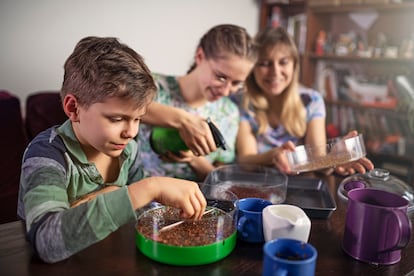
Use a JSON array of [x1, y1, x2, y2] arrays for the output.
[[262, 204, 311, 243]]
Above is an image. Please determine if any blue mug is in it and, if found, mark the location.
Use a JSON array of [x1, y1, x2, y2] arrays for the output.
[[237, 198, 272, 243], [262, 238, 317, 276]]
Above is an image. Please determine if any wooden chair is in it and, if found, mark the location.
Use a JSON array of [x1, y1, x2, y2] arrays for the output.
[[0, 90, 28, 223], [25, 91, 67, 141]]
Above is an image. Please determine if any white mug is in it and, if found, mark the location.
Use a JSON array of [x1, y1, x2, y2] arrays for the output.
[[262, 204, 311, 242]]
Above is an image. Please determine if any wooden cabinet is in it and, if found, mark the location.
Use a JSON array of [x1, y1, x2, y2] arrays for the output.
[[259, 1, 414, 184], [260, 1, 414, 86], [259, 0, 306, 30], [302, 2, 414, 86]]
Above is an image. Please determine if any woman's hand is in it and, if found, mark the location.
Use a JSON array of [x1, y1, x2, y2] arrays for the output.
[[332, 130, 374, 175], [271, 141, 296, 174], [334, 157, 374, 175]]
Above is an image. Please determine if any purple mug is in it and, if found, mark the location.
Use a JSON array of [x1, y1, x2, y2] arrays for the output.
[[342, 188, 412, 265]]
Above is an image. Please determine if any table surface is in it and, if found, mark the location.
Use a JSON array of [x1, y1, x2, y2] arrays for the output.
[[1, 175, 414, 276]]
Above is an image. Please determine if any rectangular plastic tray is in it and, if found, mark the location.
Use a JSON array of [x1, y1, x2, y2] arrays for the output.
[[284, 176, 336, 219]]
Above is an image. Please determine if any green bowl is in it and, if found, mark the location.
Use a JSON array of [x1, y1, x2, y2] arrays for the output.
[[136, 230, 237, 266], [135, 190, 238, 266]]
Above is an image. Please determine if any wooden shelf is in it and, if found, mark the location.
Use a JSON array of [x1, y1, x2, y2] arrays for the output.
[[326, 99, 395, 110], [308, 54, 414, 63], [309, 2, 414, 13]]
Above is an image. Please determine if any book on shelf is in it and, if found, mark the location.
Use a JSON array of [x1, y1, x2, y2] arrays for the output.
[[315, 62, 338, 101], [287, 13, 307, 54], [395, 75, 414, 103]]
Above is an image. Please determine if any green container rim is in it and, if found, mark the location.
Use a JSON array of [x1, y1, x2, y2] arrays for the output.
[[135, 230, 237, 266]]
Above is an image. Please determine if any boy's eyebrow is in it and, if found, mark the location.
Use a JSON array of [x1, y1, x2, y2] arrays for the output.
[[103, 109, 147, 118]]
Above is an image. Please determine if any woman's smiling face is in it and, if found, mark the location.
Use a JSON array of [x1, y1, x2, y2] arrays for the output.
[[253, 44, 295, 97], [196, 49, 254, 102]]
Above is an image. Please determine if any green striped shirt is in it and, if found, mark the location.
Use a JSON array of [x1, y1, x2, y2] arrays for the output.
[[18, 120, 143, 263]]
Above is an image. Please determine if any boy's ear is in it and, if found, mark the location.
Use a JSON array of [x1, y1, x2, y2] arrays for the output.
[[63, 94, 80, 122]]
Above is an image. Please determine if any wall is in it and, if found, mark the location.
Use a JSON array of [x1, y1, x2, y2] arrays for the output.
[[0, 0, 260, 110]]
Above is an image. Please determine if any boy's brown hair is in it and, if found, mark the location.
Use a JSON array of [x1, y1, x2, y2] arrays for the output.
[[61, 36, 156, 109]]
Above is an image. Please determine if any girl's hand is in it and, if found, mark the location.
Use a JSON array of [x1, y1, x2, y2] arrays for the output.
[[160, 150, 196, 163], [160, 151, 213, 181], [177, 115, 216, 156]]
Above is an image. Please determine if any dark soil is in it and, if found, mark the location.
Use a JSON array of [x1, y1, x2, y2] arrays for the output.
[[136, 206, 235, 246]]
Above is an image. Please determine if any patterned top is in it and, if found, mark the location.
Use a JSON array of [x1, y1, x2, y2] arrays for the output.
[[137, 73, 240, 180], [17, 120, 141, 263], [235, 86, 326, 153]]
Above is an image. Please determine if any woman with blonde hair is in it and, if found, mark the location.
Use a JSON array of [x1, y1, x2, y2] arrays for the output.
[[235, 27, 373, 175]]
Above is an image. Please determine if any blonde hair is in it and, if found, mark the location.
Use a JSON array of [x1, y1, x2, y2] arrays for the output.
[[242, 27, 306, 137]]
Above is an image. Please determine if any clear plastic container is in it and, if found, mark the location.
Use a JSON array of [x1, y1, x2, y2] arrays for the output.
[[135, 188, 238, 266], [286, 134, 366, 173], [203, 164, 288, 204]]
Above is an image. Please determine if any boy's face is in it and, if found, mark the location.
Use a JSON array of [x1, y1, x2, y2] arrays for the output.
[[72, 97, 146, 159]]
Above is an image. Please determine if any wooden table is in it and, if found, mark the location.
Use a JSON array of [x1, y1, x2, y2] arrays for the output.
[[1, 175, 414, 276]]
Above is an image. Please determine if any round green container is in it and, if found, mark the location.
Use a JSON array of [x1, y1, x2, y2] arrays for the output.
[[150, 127, 188, 155], [135, 190, 238, 266], [135, 231, 237, 266]]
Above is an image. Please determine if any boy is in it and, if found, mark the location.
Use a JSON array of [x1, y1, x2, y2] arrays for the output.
[[17, 36, 206, 263]]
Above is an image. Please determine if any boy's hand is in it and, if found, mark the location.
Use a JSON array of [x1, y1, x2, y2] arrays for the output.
[[154, 178, 207, 220], [128, 177, 207, 220]]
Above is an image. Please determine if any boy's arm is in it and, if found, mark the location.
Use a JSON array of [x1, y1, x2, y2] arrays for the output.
[[141, 102, 216, 156], [23, 179, 134, 264], [70, 185, 120, 207], [19, 138, 136, 264]]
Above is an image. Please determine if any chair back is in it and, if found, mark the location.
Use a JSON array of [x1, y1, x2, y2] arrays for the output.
[[25, 91, 67, 141], [0, 90, 28, 223]]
